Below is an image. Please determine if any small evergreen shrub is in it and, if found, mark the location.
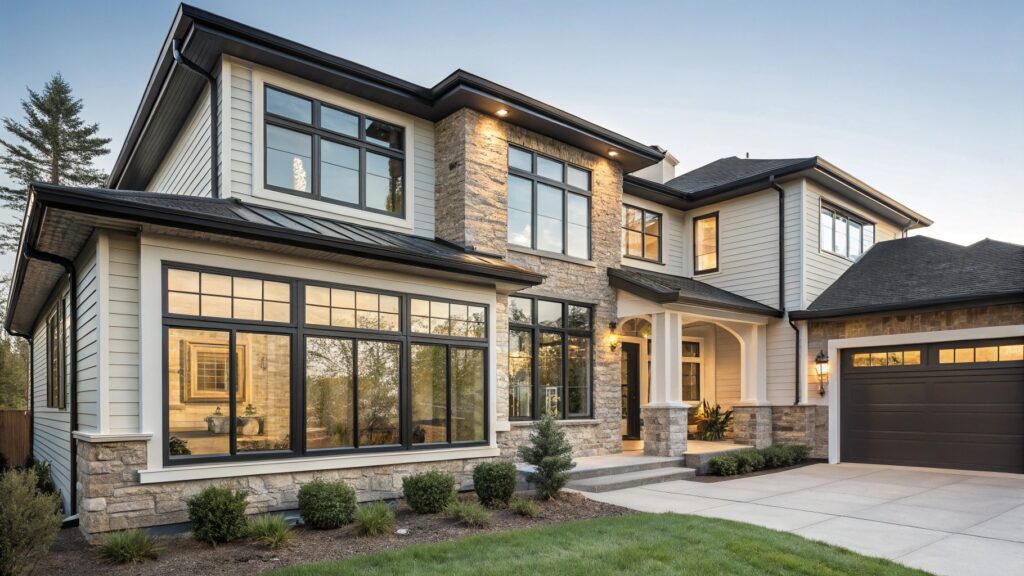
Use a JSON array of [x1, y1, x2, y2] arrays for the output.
[[297, 479, 356, 529], [402, 471, 455, 514], [509, 498, 541, 518], [444, 500, 491, 528], [95, 529, 163, 563], [0, 469, 63, 576], [186, 485, 249, 545], [247, 515, 293, 549], [761, 444, 789, 468], [30, 461, 57, 498], [472, 461, 517, 508], [353, 501, 395, 536], [734, 449, 765, 474], [517, 415, 576, 500], [785, 444, 810, 464], [708, 453, 739, 476]]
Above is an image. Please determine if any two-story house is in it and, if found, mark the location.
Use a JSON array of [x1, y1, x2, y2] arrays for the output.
[[6, 5, 1021, 539]]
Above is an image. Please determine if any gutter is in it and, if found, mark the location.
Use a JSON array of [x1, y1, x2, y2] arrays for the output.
[[171, 37, 219, 198], [21, 241, 79, 516], [769, 176, 802, 406], [790, 292, 1024, 321]]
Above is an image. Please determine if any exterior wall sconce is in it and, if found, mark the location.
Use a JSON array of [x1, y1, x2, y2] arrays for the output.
[[608, 321, 619, 351], [815, 350, 830, 396]]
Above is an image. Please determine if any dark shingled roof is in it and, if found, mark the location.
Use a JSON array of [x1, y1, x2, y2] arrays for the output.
[[791, 236, 1024, 319], [609, 266, 782, 317], [665, 156, 814, 196]]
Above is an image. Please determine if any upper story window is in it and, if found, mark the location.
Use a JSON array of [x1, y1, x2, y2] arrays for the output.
[[264, 86, 405, 217], [693, 213, 719, 274], [506, 146, 591, 260], [820, 205, 874, 260], [622, 205, 661, 262]]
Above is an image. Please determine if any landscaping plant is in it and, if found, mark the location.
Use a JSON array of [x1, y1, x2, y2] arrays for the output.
[[509, 498, 541, 518], [517, 414, 576, 500], [95, 529, 163, 564], [353, 501, 395, 536], [472, 460, 517, 508], [247, 515, 293, 549], [298, 478, 357, 529], [402, 471, 456, 514], [695, 400, 733, 441], [708, 444, 810, 476], [0, 468, 62, 576], [186, 485, 249, 545], [445, 500, 491, 528], [734, 449, 766, 474]]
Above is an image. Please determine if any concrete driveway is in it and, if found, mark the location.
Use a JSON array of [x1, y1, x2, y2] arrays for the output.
[[585, 463, 1024, 576]]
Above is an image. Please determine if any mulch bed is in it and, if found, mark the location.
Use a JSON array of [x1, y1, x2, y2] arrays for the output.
[[691, 460, 824, 483], [37, 493, 629, 576]]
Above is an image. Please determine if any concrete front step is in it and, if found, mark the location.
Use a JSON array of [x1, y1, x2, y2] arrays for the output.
[[567, 467, 696, 493], [566, 456, 689, 481]]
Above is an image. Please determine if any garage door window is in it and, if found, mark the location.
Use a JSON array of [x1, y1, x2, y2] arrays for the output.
[[851, 350, 921, 367], [939, 344, 1024, 364]]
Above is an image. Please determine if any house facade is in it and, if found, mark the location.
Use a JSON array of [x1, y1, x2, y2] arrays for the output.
[[5, 5, 1021, 538]]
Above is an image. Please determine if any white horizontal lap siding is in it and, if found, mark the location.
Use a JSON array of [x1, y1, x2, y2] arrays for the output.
[[767, 183, 802, 405], [715, 325, 741, 406], [229, 63, 253, 196], [75, 246, 99, 431], [620, 193, 686, 276], [32, 295, 73, 514], [412, 118, 435, 238], [146, 83, 213, 197], [108, 234, 141, 433]]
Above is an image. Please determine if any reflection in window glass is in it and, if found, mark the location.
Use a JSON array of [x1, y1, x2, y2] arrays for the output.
[[364, 118, 404, 150], [266, 125, 311, 192], [567, 336, 590, 417], [536, 183, 564, 254], [566, 193, 589, 259], [507, 175, 532, 247], [509, 147, 532, 172], [266, 87, 311, 123], [410, 298, 485, 338], [508, 297, 533, 324], [167, 328, 231, 459], [904, 350, 921, 365], [305, 337, 354, 450], [305, 285, 399, 331], [357, 340, 400, 446], [452, 348, 485, 442], [167, 268, 290, 322], [320, 106, 359, 137], [536, 155, 563, 181], [320, 140, 359, 204], [411, 345, 447, 444], [236, 333, 291, 453], [507, 145, 591, 258], [365, 152, 403, 213], [537, 300, 562, 327], [567, 305, 591, 330], [539, 332, 563, 417], [509, 330, 533, 419], [695, 214, 718, 273]]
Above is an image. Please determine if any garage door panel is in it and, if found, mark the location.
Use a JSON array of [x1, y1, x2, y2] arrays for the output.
[[841, 337, 1024, 474]]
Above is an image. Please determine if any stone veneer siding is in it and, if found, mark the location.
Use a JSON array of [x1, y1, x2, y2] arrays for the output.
[[436, 108, 624, 459], [771, 405, 829, 459], [730, 406, 772, 449], [77, 439, 490, 539]]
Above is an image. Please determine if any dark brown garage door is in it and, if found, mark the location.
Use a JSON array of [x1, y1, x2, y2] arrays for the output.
[[840, 337, 1024, 473]]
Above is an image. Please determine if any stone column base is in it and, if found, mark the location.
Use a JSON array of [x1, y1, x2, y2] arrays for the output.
[[641, 405, 688, 457], [731, 406, 773, 448]]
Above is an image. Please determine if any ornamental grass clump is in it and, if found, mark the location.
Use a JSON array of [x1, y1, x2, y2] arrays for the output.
[[472, 460, 517, 509], [95, 529, 164, 563], [186, 485, 249, 545], [353, 501, 395, 536], [402, 471, 456, 514], [445, 500, 491, 528], [247, 514, 293, 549], [509, 497, 541, 518], [298, 479, 356, 529], [517, 415, 576, 500]]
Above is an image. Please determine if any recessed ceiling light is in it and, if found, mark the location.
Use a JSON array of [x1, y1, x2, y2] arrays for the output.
[[608, 150, 619, 157], [495, 109, 509, 117]]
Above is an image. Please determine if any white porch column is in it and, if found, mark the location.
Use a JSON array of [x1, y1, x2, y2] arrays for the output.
[[739, 323, 769, 405], [642, 311, 688, 456]]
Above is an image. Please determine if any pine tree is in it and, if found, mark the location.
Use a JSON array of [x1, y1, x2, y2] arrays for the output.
[[517, 414, 576, 499], [0, 73, 111, 252]]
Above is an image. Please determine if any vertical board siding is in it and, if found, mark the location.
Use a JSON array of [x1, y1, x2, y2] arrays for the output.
[[108, 235, 141, 433], [32, 294, 72, 514], [146, 83, 213, 197], [229, 65, 253, 196]]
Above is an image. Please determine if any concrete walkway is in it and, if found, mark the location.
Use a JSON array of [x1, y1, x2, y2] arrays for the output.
[[584, 463, 1024, 576]]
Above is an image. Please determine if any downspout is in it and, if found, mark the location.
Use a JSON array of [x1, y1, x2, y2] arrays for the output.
[[22, 242, 78, 515], [768, 176, 802, 406], [171, 38, 219, 198]]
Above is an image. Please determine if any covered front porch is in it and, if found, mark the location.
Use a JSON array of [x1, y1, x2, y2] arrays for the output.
[[609, 267, 784, 456]]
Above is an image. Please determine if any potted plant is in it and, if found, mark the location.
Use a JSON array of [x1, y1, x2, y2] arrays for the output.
[[205, 406, 230, 434], [695, 400, 734, 441], [237, 403, 264, 436]]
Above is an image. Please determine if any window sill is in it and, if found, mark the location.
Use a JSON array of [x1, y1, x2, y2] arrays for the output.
[[138, 444, 500, 484], [507, 245, 596, 268], [509, 419, 600, 428]]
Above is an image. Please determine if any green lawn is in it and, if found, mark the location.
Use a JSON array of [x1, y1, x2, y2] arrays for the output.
[[269, 513, 930, 576]]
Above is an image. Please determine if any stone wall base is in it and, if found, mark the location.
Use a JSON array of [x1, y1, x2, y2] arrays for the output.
[[771, 405, 829, 459], [731, 406, 773, 448], [498, 420, 619, 460], [641, 405, 688, 456]]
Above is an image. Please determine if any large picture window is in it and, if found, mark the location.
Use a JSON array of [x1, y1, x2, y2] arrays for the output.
[[820, 204, 875, 260], [264, 85, 405, 217], [622, 205, 662, 262], [507, 145, 591, 259], [163, 264, 488, 465], [508, 295, 592, 420], [693, 213, 718, 274]]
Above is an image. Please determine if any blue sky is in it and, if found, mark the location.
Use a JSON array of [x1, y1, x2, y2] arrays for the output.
[[1, 0, 1021, 274]]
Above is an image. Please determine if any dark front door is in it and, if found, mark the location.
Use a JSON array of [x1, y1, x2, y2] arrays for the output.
[[840, 338, 1024, 473], [621, 341, 641, 440]]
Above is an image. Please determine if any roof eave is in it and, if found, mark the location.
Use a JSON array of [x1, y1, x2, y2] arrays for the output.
[[608, 268, 783, 318], [790, 292, 1024, 320]]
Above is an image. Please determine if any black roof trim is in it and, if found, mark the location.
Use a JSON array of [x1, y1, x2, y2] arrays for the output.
[[608, 266, 783, 317], [789, 292, 1024, 320]]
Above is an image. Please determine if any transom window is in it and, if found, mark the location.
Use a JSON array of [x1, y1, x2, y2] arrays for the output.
[[163, 263, 487, 466], [820, 204, 875, 260], [939, 344, 1023, 364], [623, 205, 662, 262], [852, 350, 922, 367], [508, 295, 592, 420], [693, 213, 719, 274], [507, 145, 591, 259], [264, 85, 405, 217]]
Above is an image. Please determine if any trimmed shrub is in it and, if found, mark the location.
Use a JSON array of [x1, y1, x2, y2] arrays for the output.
[[709, 453, 739, 476], [247, 515, 293, 549], [761, 445, 789, 468], [510, 497, 541, 518], [186, 485, 249, 545], [445, 500, 491, 528], [403, 471, 455, 514], [517, 415, 576, 500], [784, 444, 810, 465], [353, 501, 395, 537], [95, 529, 163, 564], [734, 450, 766, 474], [0, 468, 63, 576], [298, 479, 356, 529], [472, 461, 517, 508]]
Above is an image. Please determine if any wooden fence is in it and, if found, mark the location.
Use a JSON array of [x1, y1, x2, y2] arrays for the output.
[[0, 410, 30, 467]]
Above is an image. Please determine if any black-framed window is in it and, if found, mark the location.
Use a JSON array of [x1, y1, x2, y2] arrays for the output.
[[46, 300, 66, 410], [623, 205, 661, 262], [820, 204, 875, 260], [507, 295, 592, 420], [693, 212, 719, 274], [507, 145, 591, 259], [162, 263, 487, 466], [264, 85, 405, 217]]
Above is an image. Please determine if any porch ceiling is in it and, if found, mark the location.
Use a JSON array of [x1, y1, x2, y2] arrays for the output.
[[610, 266, 783, 318]]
